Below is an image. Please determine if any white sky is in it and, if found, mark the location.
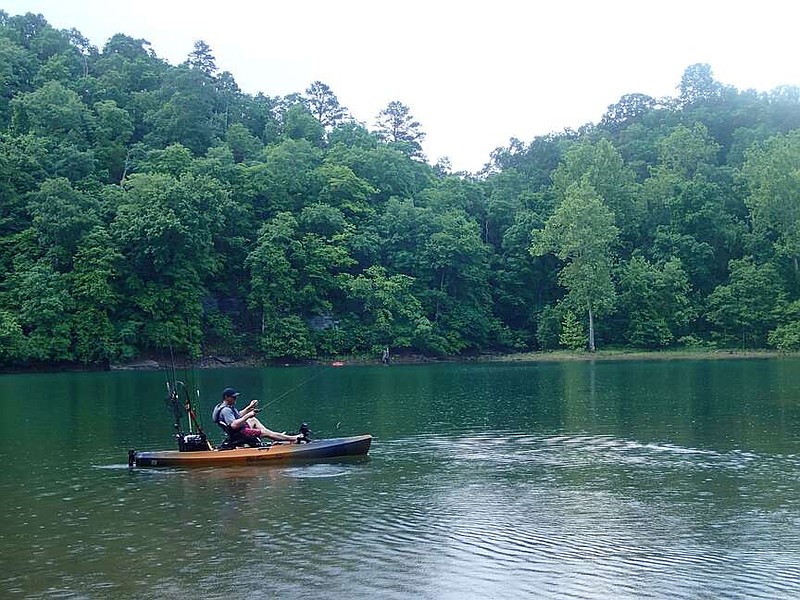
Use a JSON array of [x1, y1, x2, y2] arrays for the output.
[[5, 0, 799, 172]]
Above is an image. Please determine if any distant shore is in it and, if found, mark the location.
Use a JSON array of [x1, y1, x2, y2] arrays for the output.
[[475, 348, 789, 363], [2, 348, 791, 374], [105, 347, 793, 371]]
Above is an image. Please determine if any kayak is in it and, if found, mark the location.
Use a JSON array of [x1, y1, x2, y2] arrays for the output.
[[128, 434, 372, 468]]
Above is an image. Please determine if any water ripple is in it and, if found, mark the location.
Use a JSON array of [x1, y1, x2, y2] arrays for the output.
[[331, 431, 800, 599]]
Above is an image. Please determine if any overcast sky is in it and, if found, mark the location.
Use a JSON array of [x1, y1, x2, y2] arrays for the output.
[[5, 0, 799, 172]]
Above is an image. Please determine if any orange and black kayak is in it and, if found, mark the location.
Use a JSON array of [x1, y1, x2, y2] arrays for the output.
[[129, 434, 372, 468]]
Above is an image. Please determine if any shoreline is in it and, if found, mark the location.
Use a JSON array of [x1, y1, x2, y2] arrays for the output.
[[1, 348, 793, 375], [476, 348, 789, 363], [113, 348, 793, 371]]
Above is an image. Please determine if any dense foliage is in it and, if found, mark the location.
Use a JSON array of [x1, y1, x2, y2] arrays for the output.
[[2, 12, 800, 367]]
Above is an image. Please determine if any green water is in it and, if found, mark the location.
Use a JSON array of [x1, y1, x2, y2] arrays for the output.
[[2, 358, 800, 599]]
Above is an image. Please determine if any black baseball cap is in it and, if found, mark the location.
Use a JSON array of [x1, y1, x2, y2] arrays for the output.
[[222, 387, 240, 399]]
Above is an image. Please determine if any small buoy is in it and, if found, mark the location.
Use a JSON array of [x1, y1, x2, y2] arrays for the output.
[[331, 361, 345, 367]]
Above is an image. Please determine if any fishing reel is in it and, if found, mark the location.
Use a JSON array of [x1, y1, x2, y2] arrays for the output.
[[298, 422, 311, 443]]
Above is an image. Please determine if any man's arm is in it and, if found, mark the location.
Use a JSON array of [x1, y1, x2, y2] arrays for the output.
[[222, 406, 255, 430]]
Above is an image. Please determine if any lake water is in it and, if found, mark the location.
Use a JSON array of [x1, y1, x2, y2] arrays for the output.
[[2, 358, 800, 599]]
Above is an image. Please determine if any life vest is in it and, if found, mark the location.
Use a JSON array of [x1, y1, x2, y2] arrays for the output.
[[211, 403, 231, 431], [211, 403, 262, 449]]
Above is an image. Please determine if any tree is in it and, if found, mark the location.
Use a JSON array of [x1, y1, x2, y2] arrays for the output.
[[144, 62, 221, 154], [186, 40, 216, 76], [679, 63, 724, 107], [655, 123, 720, 178], [140, 142, 193, 177], [244, 201, 358, 359], [294, 203, 356, 315], [224, 122, 263, 162], [92, 99, 134, 181], [10, 80, 95, 145], [326, 142, 428, 203], [0, 33, 38, 103], [559, 311, 585, 350], [111, 172, 231, 354], [8, 258, 74, 361], [706, 257, 785, 348], [531, 180, 619, 352], [315, 163, 376, 221], [599, 93, 657, 133], [245, 212, 310, 359], [0, 309, 25, 363], [375, 100, 425, 159], [328, 121, 379, 150], [742, 130, 800, 281], [375, 198, 499, 354], [551, 138, 638, 246], [282, 103, 324, 144], [343, 265, 429, 352], [304, 81, 348, 130], [94, 33, 165, 109], [768, 300, 800, 351], [241, 138, 322, 217], [27, 177, 100, 270], [617, 255, 695, 348], [69, 227, 123, 363], [642, 123, 742, 296]]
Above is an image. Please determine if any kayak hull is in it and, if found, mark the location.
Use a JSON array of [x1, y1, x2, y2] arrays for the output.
[[130, 434, 372, 468]]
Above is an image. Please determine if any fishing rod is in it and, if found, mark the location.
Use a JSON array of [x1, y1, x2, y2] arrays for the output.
[[163, 356, 183, 434], [163, 347, 213, 450]]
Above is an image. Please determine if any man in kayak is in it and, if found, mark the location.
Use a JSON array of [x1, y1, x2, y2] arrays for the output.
[[212, 387, 303, 447]]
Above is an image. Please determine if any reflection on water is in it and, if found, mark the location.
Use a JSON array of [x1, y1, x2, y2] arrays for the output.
[[2, 359, 800, 598]]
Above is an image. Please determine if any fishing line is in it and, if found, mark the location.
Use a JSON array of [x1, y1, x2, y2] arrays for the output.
[[261, 363, 335, 408]]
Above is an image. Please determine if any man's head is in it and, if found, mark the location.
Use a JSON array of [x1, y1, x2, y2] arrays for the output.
[[222, 387, 240, 404]]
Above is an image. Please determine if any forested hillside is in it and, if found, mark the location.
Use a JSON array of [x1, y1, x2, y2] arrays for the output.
[[2, 11, 800, 367]]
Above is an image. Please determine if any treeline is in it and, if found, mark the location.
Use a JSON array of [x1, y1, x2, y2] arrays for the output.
[[2, 11, 800, 368]]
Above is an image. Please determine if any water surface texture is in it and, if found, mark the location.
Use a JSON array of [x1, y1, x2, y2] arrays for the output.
[[2, 358, 800, 598]]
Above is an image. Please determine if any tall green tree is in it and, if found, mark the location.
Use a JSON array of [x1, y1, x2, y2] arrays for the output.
[[111, 172, 230, 354], [551, 138, 639, 248], [375, 100, 425, 159], [531, 180, 619, 351], [245, 212, 311, 359], [642, 123, 743, 295], [342, 265, 429, 353], [742, 130, 800, 283], [283, 103, 325, 144], [69, 227, 123, 363], [706, 257, 786, 348], [10, 80, 95, 146], [27, 177, 100, 270], [186, 39, 216, 76], [304, 81, 348, 130], [8, 258, 73, 361], [616, 255, 695, 348], [679, 63, 725, 107]]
